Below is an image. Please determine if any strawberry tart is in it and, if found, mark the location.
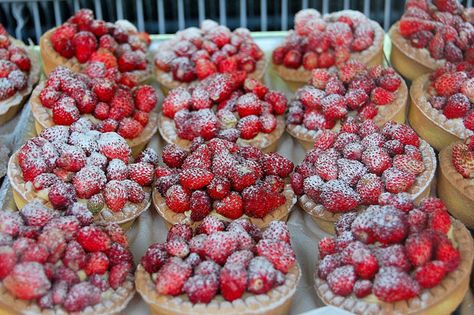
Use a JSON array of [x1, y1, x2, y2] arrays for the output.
[[409, 64, 474, 151], [154, 19, 266, 94], [438, 137, 474, 229], [314, 195, 474, 315], [135, 219, 300, 315], [159, 72, 287, 152], [0, 200, 135, 314], [272, 9, 384, 91], [286, 62, 408, 151], [40, 9, 152, 86], [7, 121, 156, 229], [30, 66, 159, 156], [292, 120, 436, 234], [153, 139, 296, 229], [0, 24, 40, 124], [389, 0, 474, 81]]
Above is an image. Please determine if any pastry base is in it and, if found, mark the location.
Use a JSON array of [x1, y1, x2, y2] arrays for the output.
[[29, 81, 159, 158], [314, 219, 474, 315], [155, 58, 268, 96], [409, 74, 466, 152], [0, 43, 40, 125], [0, 275, 135, 315], [158, 113, 285, 153], [438, 142, 474, 229], [7, 150, 151, 230], [389, 23, 441, 82], [299, 139, 436, 234], [135, 263, 300, 315], [40, 28, 152, 84], [152, 183, 296, 230], [286, 78, 408, 152], [272, 11, 384, 92]]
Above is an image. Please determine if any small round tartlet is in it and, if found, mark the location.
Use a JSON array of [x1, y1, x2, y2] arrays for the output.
[[7, 121, 156, 229], [438, 139, 474, 229], [292, 120, 436, 234], [158, 72, 287, 153], [154, 19, 266, 94], [389, 0, 473, 81], [272, 9, 384, 91], [153, 139, 296, 229], [314, 195, 474, 315], [0, 24, 40, 124], [136, 219, 301, 315], [286, 62, 408, 151], [409, 67, 474, 151], [0, 200, 135, 314], [39, 9, 152, 85], [30, 66, 159, 157]]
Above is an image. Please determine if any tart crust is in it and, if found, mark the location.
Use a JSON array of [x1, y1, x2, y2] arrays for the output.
[[7, 150, 151, 229], [0, 274, 135, 315], [152, 183, 296, 229], [389, 22, 444, 82], [438, 141, 474, 229], [39, 27, 153, 83], [272, 10, 385, 91], [0, 39, 40, 125], [135, 263, 300, 315], [314, 218, 474, 315], [287, 78, 408, 151], [155, 58, 267, 95], [299, 139, 437, 234], [408, 73, 470, 151], [29, 81, 160, 157], [158, 114, 286, 153]]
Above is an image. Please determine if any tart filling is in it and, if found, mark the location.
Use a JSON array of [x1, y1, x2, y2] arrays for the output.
[[291, 120, 436, 221], [159, 72, 287, 151], [41, 9, 151, 86], [410, 66, 474, 140], [136, 219, 300, 314], [0, 200, 135, 314], [154, 19, 266, 89], [391, 0, 474, 69], [153, 139, 296, 227], [30, 66, 159, 146], [314, 195, 474, 314], [286, 62, 408, 145], [272, 9, 384, 82], [8, 121, 157, 225]]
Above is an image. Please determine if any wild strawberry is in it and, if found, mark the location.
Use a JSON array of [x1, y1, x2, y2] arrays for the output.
[[373, 267, 420, 302], [354, 280, 372, 298], [188, 190, 211, 221], [127, 162, 154, 186], [327, 265, 356, 296], [166, 185, 190, 213], [261, 152, 294, 178], [51, 24, 76, 58], [434, 71, 467, 96], [283, 49, 302, 68], [207, 176, 231, 200], [19, 201, 54, 227], [382, 167, 416, 193], [399, 17, 435, 37], [72, 31, 97, 63], [48, 182, 76, 209], [52, 96, 80, 125], [318, 237, 336, 259], [414, 260, 447, 289], [428, 209, 451, 234], [435, 238, 460, 272], [165, 237, 190, 258], [405, 232, 433, 267], [117, 117, 143, 139], [4, 262, 51, 300], [39, 87, 61, 109], [237, 115, 261, 139], [213, 192, 243, 220], [247, 256, 277, 294], [204, 231, 238, 265], [443, 93, 470, 119], [219, 264, 247, 301], [370, 87, 395, 105], [321, 94, 347, 120], [183, 274, 218, 303], [140, 243, 168, 273], [84, 252, 109, 276], [76, 226, 111, 252], [179, 168, 214, 190]]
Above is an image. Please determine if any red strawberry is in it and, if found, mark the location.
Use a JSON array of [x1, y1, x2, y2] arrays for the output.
[[451, 143, 474, 178], [117, 117, 143, 139], [373, 267, 420, 302], [261, 152, 294, 178], [183, 274, 218, 303], [128, 162, 154, 186], [204, 231, 238, 265], [108, 262, 132, 289], [104, 180, 128, 212], [215, 192, 243, 220], [4, 262, 51, 300], [179, 168, 214, 190], [433, 71, 467, 97], [414, 260, 447, 289], [371, 87, 395, 105], [405, 232, 433, 267], [247, 256, 277, 294], [428, 209, 451, 234], [76, 226, 111, 252], [207, 176, 231, 200], [52, 97, 80, 125], [382, 167, 416, 193], [134, 85, 157, 112], [318, 237, 336, 257], [443, 93, 470, 119], [162, 87, 192, 118], [399, 17, 435, 37], [92, 78, 116, 102], [393, 154, 425, 175], [84, 252, 109, 276], [327, 265, 356, 296], [435, 238, 460, 272], [140, 244, 168, 273], [219, 264, 247, 301], [237, 115, 261, 139], [72, 31, 97, 63], [362, 147, 392, 175], [189, 190, 212, 221], [39, 87, 61, 109], [165, 185, 190, 213], [283, 49, 302, 68]]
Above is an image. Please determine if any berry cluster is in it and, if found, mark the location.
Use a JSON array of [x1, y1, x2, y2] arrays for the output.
[[287, 62, 402, 130], [141, 219, 296, 303], [156, 138, 294, 221], [163, 72, 288, 142], [291, 119, 425, 212], [427, 64, 474, 131], [17, 120, 157, 214], [272, 9, 376, 70], [451, 135, 474, 178], [155, 20, 264, 83], [50, 9, 150, 86], [399, 0, 474, 63], [39, 66, 157, 139], [0, 24, 31, 101], [0, 200, 134, 312], [317, 195, 460, 302]]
